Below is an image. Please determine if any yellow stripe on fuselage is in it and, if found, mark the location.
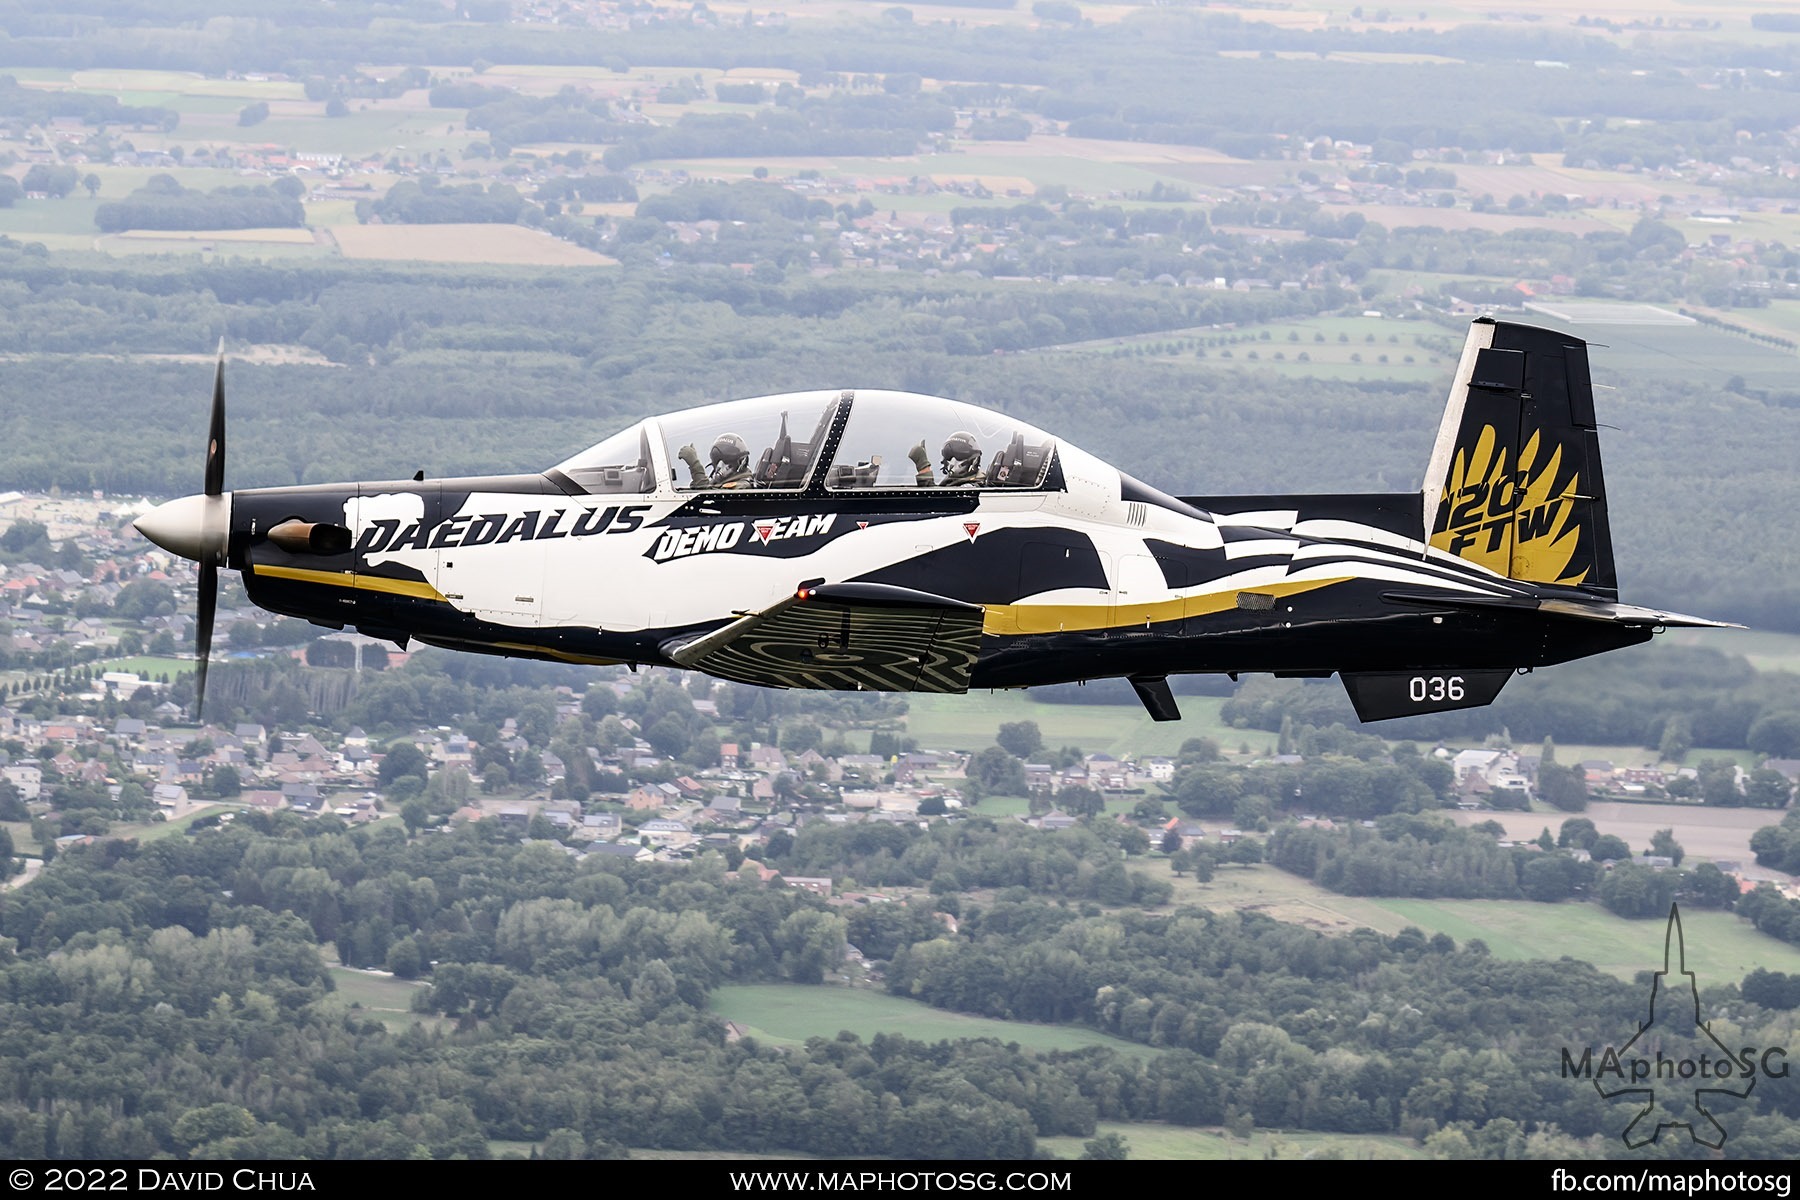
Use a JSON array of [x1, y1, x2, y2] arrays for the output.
[[252, 564, 448, 603], [487, 641, 623, 666], [984, 576, 1351, 635]]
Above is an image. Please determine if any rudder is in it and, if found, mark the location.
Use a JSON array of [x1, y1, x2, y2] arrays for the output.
[[1422, 318, 1617, 596]]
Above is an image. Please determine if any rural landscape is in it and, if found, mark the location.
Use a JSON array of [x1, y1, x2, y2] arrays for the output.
[[5, 0, 1800, 1165]]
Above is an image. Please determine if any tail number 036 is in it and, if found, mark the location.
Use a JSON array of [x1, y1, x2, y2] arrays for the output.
[[1409, 675, 1465, 703]]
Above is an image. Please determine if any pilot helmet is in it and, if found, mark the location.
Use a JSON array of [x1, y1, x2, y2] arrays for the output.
[[710, 432, 750, 478], [941, 430, 981, 473]]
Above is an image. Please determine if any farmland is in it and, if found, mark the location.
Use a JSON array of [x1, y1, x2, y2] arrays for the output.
[[328, 223, 618, 266]]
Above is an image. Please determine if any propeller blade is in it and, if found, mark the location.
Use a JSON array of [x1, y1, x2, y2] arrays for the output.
[[204, 339, 226, 497], [196, 343, 225, 719], [195, 559, 216, 720]]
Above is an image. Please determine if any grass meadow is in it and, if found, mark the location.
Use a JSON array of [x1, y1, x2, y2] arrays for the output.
[[708, 983, 1155, 1060], [1153, 863, 1800, 981], [1037, 1121, 1427, 1160]]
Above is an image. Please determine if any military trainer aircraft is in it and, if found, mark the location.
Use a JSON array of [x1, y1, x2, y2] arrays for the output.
[[136, 317, 1727, 722]]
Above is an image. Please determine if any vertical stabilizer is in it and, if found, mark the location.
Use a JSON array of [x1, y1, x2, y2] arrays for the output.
[[1422, 319, 1617, 595]]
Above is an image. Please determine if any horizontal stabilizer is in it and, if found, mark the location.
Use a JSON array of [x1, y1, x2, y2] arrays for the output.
[[1382, 590, 1739, 629], [1340, 668, 1514, 721], [664, 582, 985, 693]]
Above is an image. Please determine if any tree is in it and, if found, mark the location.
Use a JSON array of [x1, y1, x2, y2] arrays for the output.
[[1160, 828, 1183, 854], [1080, 1132, 1129, 1159], [1745, 768, 1795, 809], [379, 741, 430, 789], [21, 164, 78, 198], [113, 579, 176, 619], [1648, 828, 1684, 866], [171, 1104, 255, 1152], [1589, 834, 1631, 862], [1557, 817, 1598, 849], [1535, 760, 1588, 811], [1225, 837, 1264, 865], [209, 765, 241, 798], [82, 173, 100, 198], [996, 720, 1043, 759], [1749, 712, 1800, 758], [1658, 714, 1692, 763], [968, 746, 1026, 796], [1680, 862, 1737, 910], [1521, 853, 1581, 902], [0, 779, 25, 822], [238, 101, 270, 126], [1699, 759, 1742, 806], [1172, 844, 1215, 881], [1059, 784, 1104, 819]]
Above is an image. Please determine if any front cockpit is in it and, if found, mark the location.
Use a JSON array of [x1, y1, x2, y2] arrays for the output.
[[550, 391, 1062, 498]]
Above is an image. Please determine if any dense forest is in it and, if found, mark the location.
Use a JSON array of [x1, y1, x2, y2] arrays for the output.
[[3, 814, 1798, 1160]]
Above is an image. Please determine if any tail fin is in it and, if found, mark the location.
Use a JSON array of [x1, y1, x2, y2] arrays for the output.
[[1421, 318, 1617, 596]]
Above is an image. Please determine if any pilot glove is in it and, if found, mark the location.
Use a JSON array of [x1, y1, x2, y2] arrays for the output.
[[678, 443, 705, 485]]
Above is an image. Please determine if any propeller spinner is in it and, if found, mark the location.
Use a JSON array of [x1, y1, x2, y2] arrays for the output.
[[133, 342, 231, 718]]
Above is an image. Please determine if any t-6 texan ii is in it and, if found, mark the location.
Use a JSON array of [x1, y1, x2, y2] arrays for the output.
[[136, 317, 1727, 721]]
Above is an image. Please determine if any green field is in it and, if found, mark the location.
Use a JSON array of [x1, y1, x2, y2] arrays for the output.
[[1156, 863, 1800, 982], [905, 690, 1240, 758], [710, 983, 1154, 1059], [1037, 1121, 1426, 1160], [326, 965, 435, 1031], [65, 69, 308, 100], [94, 655, 192, 680], [1, 821, 39, 857], [111, 805, 223, 844], [1668, 627, 1800, 674]]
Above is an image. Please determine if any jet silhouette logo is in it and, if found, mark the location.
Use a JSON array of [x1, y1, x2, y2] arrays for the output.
[[1565, 904, 1788, 1149]]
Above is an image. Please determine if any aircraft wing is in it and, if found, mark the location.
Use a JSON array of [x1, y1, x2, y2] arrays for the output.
[[663, 582, 985, 692]]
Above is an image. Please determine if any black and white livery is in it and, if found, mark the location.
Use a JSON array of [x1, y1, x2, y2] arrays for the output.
[[135, 318, 1728, 721]]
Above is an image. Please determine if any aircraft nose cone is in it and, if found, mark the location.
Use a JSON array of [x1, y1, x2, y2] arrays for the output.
[[134, 492, 230, 563]]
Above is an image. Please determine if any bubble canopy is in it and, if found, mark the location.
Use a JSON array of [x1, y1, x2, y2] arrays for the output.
[[552, 391, 1060, 495]]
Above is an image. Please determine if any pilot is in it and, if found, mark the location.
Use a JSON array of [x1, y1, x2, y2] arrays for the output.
[[675, 434, 753, 488], [709, 432, 754, 487], [939, 430, 983, 486]]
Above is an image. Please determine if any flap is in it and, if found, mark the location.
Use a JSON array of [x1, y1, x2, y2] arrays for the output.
[[664, 582, 985, 693]]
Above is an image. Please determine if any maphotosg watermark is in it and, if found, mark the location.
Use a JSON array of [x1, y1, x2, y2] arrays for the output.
[[1559, 904, 1789, 1150], [1550, 1169, 1792, 1196]]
